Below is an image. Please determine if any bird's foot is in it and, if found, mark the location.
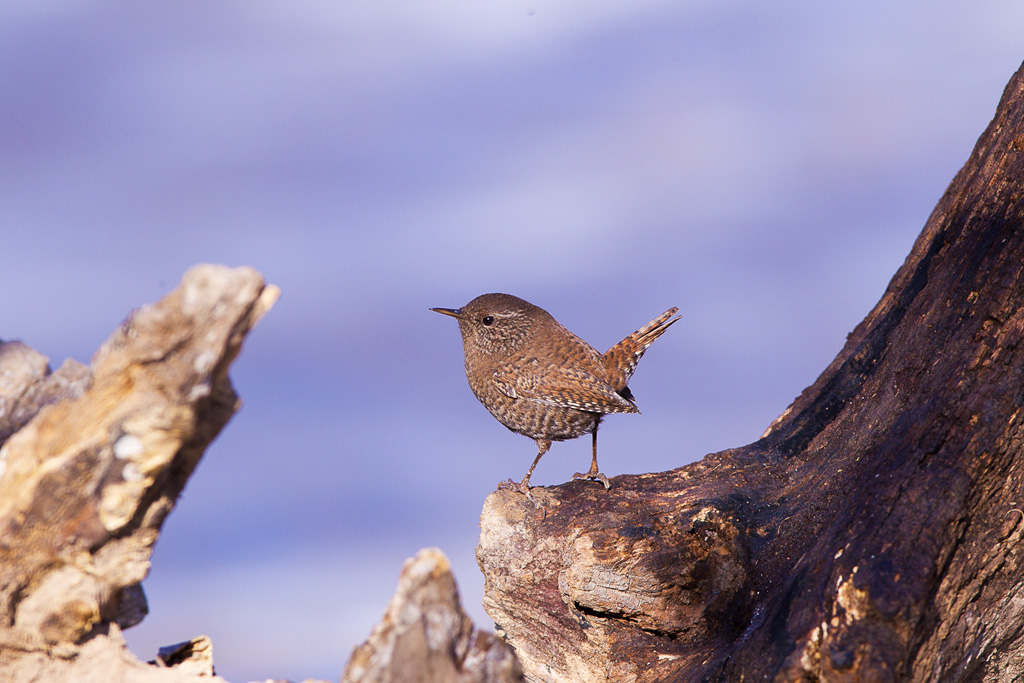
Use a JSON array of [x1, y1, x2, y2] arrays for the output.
[[497, 477, 544, 509], [497, 477, 522, 493], [571, 468, 611, 489]]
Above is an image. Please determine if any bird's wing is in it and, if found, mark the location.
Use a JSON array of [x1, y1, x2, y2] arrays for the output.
[[492, 361, 639, 414]]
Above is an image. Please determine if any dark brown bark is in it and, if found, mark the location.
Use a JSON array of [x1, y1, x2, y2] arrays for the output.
[[477, 60, 1024, 683]]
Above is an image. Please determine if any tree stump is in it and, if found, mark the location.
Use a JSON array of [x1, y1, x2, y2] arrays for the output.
[[478, 60, 1024, 683]]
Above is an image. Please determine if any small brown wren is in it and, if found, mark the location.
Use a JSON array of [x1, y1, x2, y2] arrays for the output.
[[431, 293, 679, 500]]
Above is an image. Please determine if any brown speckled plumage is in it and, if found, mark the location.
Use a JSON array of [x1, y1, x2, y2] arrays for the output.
[[431, 293, 679, 500]]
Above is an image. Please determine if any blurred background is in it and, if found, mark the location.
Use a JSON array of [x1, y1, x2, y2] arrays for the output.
[[2, 2, 1022, 681]]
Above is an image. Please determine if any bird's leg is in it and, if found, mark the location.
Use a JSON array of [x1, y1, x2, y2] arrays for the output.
[[499, 439, 550, 506], [572, 422, 610, 489]]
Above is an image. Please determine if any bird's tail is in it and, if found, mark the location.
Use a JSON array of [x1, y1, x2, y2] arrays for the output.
[[602, 307, 680, 389]]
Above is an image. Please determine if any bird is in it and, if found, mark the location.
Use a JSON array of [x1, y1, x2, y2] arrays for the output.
[[431, 293, 679, 501]]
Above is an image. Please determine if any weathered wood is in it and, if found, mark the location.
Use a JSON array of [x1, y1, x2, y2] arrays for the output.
[[0, 265, 278, 682], [477, 60, 1024, 683], [343, 548, 523, 683]]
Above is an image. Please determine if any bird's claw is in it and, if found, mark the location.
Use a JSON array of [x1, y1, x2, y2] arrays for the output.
[[497, 478, 544, 509]]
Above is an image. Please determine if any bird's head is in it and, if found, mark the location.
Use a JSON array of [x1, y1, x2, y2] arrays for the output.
[[431, 293, 546, 359]]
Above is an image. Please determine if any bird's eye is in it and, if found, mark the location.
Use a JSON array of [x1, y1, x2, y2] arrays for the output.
[[482, 315, 494, 326]]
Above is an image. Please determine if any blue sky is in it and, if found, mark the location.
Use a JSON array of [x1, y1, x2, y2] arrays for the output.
[[2, 2, 1023, 681]]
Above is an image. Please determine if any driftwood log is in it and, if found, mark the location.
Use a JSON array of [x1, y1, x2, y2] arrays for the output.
[[477, 61, 1024, 682], [4, 60, 1024, 683]]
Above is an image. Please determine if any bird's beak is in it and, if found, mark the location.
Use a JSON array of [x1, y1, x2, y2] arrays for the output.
[[430, 307, 463, 319]]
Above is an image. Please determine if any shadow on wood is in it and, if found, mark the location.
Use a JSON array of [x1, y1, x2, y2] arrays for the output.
[[478, 60, 1024, 683]]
